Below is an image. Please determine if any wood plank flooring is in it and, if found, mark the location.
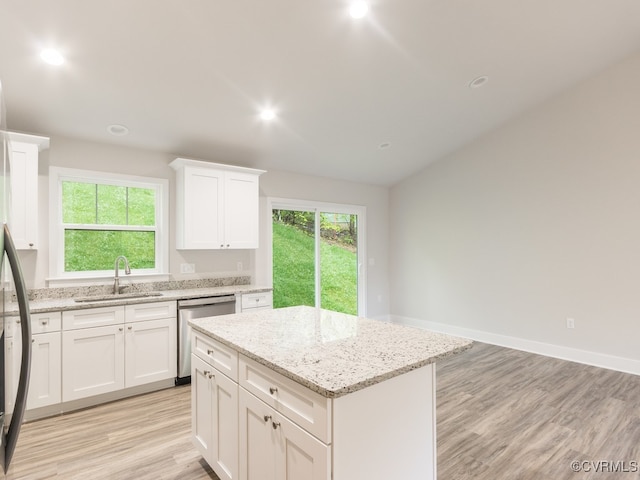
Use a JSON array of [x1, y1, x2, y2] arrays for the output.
[[437, 342, 640, 479], [7, 342, 640, 479]]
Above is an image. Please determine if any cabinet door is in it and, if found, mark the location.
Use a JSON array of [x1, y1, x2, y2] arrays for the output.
[[182, 166, 224, 249], [27, 332, 62, 409], [9, 140, 39, 249], [192, 354, 214, 464], [224, 171, 260, 249], [274, 409, 330, 480], [62, 325, 125, 401], [239, 389, 276, 480], [124, 317, 177, 387], [210, 368, 239, 480]]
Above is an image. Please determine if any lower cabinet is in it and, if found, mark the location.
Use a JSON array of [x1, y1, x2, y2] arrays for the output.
[[192, 331, 330, 480], [125, 317, 176, 387], [239, 388, 329, 480], [62, 301, 177, 402], [62, 324, 125, 401], [191, 354, 238, 480], [4, 312, 62, 413]]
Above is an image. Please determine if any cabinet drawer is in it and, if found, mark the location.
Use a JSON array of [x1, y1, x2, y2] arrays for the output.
[[241, 292, 272, 310], [63, 306, 125, 330], [239, 355, 330, 443], [192, 332, 238, 382], [125, 301, 177, 323], [31, 311, 62, 334]]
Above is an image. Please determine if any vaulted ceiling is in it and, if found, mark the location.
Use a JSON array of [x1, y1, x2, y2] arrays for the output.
[[1, 0, 639, 185]]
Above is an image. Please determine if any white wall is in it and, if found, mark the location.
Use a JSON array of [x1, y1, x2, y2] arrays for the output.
[[389, 51, 640, 372], [21, 136, 390, 320]]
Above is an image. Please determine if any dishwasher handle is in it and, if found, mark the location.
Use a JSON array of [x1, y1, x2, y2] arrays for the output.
[[178, 295, 236, 308]]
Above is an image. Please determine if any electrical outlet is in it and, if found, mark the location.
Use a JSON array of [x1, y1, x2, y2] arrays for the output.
[[180, 263, 195, 274], [237, 261, 243, 271], [566, 317, 575, 329]]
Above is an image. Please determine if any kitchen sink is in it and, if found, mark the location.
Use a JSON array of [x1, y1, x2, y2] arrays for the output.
[[74, 292, 164, 303]]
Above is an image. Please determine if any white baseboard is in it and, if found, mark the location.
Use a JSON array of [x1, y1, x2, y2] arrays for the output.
[[391, 315, 640, 376]]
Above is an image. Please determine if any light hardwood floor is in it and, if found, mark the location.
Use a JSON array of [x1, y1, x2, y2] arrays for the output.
[[7, 342, 640, 479]]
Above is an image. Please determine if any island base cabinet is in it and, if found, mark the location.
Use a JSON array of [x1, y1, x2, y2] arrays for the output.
[[239, 388, 330, 480], [332, 364, 436, 480], [191, 354, 238, 480]]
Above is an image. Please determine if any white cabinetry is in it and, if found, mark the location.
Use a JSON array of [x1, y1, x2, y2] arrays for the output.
[[170, 158, 265, 250], [239, 291, 272, 312], [239, 388, 329, 480], [5, 312, 62, 413], [191, 332, 238, 480], [7, 132, 49, 250], [62, 301, 177, 402], [62, 307, 126, 401], [124, 302, 177, 387]]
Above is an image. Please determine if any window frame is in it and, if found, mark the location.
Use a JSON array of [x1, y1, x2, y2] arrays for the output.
[[49, 167, 169, 282], [267, 197, 367, 316]]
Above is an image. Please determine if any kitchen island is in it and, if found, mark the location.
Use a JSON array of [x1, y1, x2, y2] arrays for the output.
[[189, 305, 472, 480]]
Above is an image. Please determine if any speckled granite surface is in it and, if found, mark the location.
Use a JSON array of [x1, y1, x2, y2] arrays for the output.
[[4, 277, 271, 315], [189, 305, 473, 398]]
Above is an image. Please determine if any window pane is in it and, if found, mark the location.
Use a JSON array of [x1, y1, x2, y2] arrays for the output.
[[128, 187, 156, 226], [320, 213, 358, 315], [64, 230, 156, 271], [62, 182, 96, 224], [272, 209, 315, 308], [97, 184, 127, 225]]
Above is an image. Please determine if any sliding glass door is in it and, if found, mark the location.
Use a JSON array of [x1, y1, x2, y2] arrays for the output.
[[271, 200, 365, 315]]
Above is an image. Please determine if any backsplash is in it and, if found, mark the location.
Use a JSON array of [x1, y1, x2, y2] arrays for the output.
[[21, 276, 251, 302]]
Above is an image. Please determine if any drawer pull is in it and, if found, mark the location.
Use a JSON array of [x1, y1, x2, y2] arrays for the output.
[[128, 326, 133, 330], [41, 320, 48, 326], [269, 386, 278, 395], [263, 415, 272, 422], [272, 421, 281, 430], [207, 349, 214, 355], [119, 327, 124, 332]]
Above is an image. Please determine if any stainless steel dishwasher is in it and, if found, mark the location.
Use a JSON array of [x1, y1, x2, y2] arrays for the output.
[[176, 295, 236, 385]]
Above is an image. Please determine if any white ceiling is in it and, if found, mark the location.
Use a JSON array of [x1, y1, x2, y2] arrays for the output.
[[1, 0, 639, 186]]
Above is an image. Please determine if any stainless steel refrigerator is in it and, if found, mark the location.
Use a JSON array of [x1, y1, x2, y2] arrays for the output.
[[0, 79, 33, 476]]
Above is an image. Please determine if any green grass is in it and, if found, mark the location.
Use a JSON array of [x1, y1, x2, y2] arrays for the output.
[[272, 222, 357, 315]]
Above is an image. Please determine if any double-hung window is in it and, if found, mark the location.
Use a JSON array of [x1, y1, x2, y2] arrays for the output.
[[49, 167, 168, 280]]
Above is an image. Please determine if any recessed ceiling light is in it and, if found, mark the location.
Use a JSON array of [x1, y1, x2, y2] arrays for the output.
[[107, 124, 129, 136], [40, 48, 65, 66], [349, 1, 369, 19], [259, 109, 276, 122], [468, 75, 489, 89]]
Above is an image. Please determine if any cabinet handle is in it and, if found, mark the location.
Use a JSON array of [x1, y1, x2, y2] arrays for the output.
[[226, 244, 230, 248], [207, 349, 214, 355], [269, 386, 278, 395], [272, 421, 281, 430], [263, 415, 272, 422], [29, 242, 34, 248], [204, 370, 211, 376], [128, 326, 133, 330], [41, 320, 48, 326], [220, 244, 224, 248]]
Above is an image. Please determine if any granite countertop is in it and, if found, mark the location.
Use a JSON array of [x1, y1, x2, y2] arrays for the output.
[[6, 281, 271, 315], [189, 305, 473, 399]]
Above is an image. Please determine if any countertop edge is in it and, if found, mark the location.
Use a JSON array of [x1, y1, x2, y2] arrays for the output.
[[190, 320, 474, 399]]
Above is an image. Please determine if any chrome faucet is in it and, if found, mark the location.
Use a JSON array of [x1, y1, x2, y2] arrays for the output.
[[113, 255, 131, 294]]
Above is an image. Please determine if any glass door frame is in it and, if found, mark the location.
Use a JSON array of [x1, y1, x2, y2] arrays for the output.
[[267, 197, 367, 316]]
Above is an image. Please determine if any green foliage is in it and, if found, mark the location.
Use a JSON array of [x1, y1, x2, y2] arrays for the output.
[[62, 181, 157, 272], [272, 221, 357, 315]]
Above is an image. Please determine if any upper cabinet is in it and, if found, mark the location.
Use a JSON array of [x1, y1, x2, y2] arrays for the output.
[[170, 158, 265, 250], [8, 132, 50, 250]]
